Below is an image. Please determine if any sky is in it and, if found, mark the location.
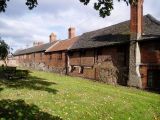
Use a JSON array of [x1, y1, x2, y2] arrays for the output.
[[0, 0, 160, 52]]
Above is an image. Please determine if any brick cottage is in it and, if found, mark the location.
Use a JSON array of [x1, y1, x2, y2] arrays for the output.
[[14, 0, 160, 90]]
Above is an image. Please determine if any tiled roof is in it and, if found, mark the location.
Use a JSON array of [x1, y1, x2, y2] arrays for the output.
[[14, 41, 57, 56], [46, 37, 78, 52], [69, 14, 160, 50], [14, 14, 160, 55]]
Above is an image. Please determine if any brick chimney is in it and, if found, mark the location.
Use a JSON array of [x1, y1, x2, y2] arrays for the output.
[[68, 27, 75, 39], [50, 33, 57, 43], [33, 41, 36, 46], [130, 0, 144, 39], [128, 0, 144, 88]]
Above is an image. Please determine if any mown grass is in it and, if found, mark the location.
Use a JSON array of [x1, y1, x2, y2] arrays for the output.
[[0, 70, 160, 120]]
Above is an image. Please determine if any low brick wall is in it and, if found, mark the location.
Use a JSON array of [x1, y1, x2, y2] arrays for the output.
[[0, 60, 19, 67], [19, 62, 66, 74]]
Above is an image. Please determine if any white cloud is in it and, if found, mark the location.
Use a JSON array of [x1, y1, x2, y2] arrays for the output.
[[0, 0, 159, 52]]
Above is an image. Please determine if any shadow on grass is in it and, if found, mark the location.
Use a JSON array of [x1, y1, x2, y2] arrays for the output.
[[0, 87, 3, 92], [0, 99, 62, 120], [0, 76, 58, 94], [146, 88, 160, 94]]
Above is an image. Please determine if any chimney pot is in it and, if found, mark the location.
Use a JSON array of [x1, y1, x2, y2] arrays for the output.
[[50, 33, 57, 43], [68, 27, 76, 39], [33, 41, 43, 46]]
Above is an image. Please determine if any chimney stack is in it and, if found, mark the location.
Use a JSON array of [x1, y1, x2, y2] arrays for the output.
[[33, 41, 36, 46], [50, 33, 57, 43], [68, 27, 76, 39], [128, 0, 144, 89], [130, 0, 144, 39]]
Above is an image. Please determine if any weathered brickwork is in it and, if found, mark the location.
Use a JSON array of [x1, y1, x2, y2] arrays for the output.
[[128, 0, 144, 88], [68, 45, 129, 85], [14, 8, 160, 90], [128, 41, 142, 88], [45, 52, 67, 74], [139, 40, 160, 89], [68, 50, 95, 79], [17, 51, 67, 74]]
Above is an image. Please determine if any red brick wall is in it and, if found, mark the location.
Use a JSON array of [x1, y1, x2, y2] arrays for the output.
[[45, 52, 66, 68], [69, 45, 129, 83], [68, 50, 95, 79], [83, 68, 95, 79], [139, 65, 148, 89], [81, 50, 95, 66], [69, 51, 81, 65], [140, 41, 160, 64], [17, 51, 48, 67], [130, 0, 143, 34], [140, 40, 160, 89]]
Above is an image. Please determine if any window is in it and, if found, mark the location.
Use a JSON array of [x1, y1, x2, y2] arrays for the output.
[[24, 55, 26, 59], [155, 44, 160, 51], [96, 48, 103, 60], [117, 46, 127, 66], [29, 54, 31, 59], [117, 46, 125, 53], [148, 71, 153, 88], [149, 44, 160, 52], [97, 49, 102, 55], [57, 52, 62, 60], [68, 52, 73, 56], [40, 53, 43, 60], [147, 70, 160, 89], [81, 50, 86, 56], [33, 53, 35, 58], [49, 54, 52, 61]]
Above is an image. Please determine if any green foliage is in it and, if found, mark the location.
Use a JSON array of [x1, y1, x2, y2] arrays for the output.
[[0, 38, 9, 64], [80, 0, 138, 17], [25, 0, 38, 10], [0, 70, 160, 120], [0, 0, 137, 17], [0, 0, 9, 12], [0, 0, 38, 12]]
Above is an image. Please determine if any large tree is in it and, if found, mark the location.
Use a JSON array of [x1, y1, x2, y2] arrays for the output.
[[0, 37, 9, 66], [0, 0, 137, 17]]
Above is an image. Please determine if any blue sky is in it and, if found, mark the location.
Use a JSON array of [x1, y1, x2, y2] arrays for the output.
[[0, 0, 160, 52]]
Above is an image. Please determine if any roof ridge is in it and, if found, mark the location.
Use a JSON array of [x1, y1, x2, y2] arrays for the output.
[[82, 20, 130, 35], [45, 41, 60, 52], [60, 36, 80, 42], [145, 14, 160, 26], [23, 42, 55, 51]]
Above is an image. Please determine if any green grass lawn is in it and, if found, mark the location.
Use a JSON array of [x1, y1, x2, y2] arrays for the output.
[[0, 70, 160, 120]]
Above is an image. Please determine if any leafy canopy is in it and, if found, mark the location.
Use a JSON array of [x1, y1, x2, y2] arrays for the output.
[[0, 0, 137, 17], [80, 0, 137, 17], [0, 37, 9, 62], [0, 0, 38, 12]]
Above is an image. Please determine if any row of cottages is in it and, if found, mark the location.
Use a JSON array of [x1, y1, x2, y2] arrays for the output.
[[14, 30, 77, 74], [14, 0, 160, 90]]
